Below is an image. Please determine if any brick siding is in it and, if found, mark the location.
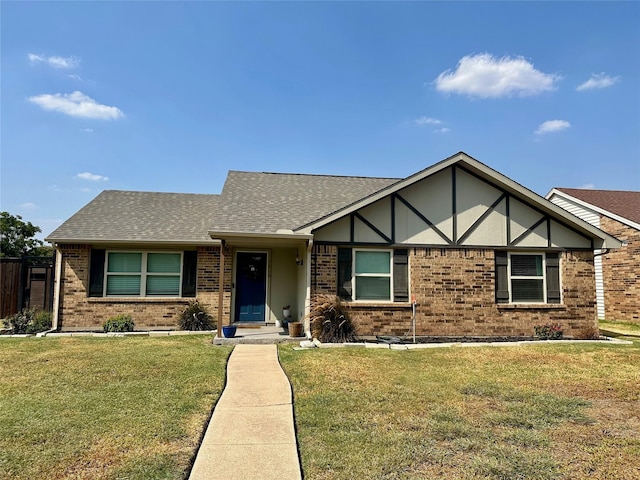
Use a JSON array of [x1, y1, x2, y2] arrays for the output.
[[312, 246, 598, 338], [600, 216, 640, 322], [57, 245, 221, 330]]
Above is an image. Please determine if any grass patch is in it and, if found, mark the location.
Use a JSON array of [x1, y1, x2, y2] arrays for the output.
[[280, 340, 640, 479], [0, 336, 232, 479], [599, 319, 640, 337]]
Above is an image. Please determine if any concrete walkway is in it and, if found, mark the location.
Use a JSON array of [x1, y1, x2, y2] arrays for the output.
[[189, 344, 302, 480]]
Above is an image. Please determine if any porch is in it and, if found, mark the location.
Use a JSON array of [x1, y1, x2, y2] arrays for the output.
[[213, 324, 307, 345]]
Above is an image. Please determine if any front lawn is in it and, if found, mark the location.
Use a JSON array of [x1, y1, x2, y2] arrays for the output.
[[0, 336, 232, 480], [280, 339, 640, 479]]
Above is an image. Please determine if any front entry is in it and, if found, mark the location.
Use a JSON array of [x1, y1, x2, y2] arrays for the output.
[[234, 252, 267, 322]]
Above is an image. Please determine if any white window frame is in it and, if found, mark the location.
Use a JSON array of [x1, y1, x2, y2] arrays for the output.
[[353, 248, 393, 302], [104, 251, 183, 297], [507, 252, 546, 304]]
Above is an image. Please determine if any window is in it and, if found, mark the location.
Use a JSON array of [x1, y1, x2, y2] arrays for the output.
[[105, 251, 182, 296], [509, 254, 544, 302], [337, 248, 408, 302], [355, 250, 392, 300], [495, 251, 561, 304]]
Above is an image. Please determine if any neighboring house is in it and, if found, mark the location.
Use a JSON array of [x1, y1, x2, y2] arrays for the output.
[[46, 152, 621, 338], [547, 188, 640, 323]]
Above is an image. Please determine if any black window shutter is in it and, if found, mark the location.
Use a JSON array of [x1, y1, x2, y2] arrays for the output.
[[337, 248, 352, 300], [393, 249, 409, 302], [182, 251, 197, 297], [88, 249, 105, 297], [546, 253, 561, 304], [495, 251, 509, 303]]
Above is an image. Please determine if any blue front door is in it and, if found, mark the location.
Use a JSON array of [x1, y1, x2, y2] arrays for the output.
[[235, 252, 267, 322]]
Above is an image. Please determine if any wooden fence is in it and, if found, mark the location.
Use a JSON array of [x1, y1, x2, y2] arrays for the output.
[[1, 256, 55, 318]]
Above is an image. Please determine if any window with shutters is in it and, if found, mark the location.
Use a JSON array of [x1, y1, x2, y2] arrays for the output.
[[337, 248, 409, 302], [495, 251, 561, 304], [104, 251, 183, 297]]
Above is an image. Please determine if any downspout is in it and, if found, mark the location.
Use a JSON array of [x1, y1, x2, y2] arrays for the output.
[[39, 246, 62, 337]]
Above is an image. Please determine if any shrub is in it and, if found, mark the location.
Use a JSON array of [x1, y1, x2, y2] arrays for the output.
[[576, 324, 600, 340], [534, 323, 563, 340], [309, 294, 357, 343], [103, 314, 135, 333], [3, 309, 52, 334], [27, 310, 52, 334], [179, 301, 214, 331]]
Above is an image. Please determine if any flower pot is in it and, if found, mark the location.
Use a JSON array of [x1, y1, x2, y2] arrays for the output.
[[283, 309, 291, 318], [222, 325, 237, 338], [289, 321, 303, 338]]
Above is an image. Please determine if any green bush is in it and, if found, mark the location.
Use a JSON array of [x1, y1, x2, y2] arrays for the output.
[[179, 301, 214, 331], [103, 314, 135, 333], [309, 294, 357, 343], [3, 309, 52, 334]]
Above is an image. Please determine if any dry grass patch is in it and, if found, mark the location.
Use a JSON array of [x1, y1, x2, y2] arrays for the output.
[[280, 340, 640, 480], [0, 336, 232, 479]]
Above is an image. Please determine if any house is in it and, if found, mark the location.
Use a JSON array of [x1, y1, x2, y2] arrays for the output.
[[546, 188, 639, 323], [46, 152, 622, 338]]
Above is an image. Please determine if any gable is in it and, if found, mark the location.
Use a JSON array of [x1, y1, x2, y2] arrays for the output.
[[312, 161, 607, 250]]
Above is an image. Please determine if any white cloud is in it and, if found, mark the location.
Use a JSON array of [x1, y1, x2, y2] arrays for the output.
[[80, 128, 94, 133], [576, 73, 620, 91], [414, 116, 442, 126], [67, 74, 83, 81], [28, 53, 79, 69], [577, 183, 595, 189], [534, 119, 571, 135], [20, 202, 38, 210], [435, 53, 561, 98], [76, 172, 109, 182], [28, 91, 124, 120], [433, 127, 450, 134]]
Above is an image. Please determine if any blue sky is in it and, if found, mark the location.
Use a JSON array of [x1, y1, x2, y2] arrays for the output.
[[2, 1, 639, 240]]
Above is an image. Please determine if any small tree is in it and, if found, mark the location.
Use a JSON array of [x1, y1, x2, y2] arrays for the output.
[[0, 211, 47, 257]]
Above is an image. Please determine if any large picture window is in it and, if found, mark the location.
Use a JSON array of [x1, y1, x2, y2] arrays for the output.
[[105, 251, 182, 296]]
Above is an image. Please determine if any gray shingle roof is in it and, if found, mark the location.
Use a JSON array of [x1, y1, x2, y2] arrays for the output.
[[46, 172, 400, 243], [46, 190, 220, 243], [211, 171, 400, 233]]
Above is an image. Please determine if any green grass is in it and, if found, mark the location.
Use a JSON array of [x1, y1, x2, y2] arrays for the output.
[[0, 336, 232, 480], [599, 319, 640, 337], [280, 339, 640, 480], [3, 334, 639, 479]]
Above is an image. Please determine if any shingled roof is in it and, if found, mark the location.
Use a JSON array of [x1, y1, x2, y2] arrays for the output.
[[555, 188, 640, 226], [46, 190, 221, 243], [210, 171, 399, 233], [46, 172, 399, 243]]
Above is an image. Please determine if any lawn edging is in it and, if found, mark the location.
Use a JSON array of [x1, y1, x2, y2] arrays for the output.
[[302, 336, 633, 350]]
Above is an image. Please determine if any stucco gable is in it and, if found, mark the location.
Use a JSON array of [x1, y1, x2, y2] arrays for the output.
[[304, 152, 622, 249]]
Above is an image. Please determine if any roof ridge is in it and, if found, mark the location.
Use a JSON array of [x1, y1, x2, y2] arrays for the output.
[[557, 187, 640, 194], [228, 170, 401, 180]]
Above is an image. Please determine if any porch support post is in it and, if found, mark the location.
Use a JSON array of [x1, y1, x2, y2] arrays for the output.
[[304, 239, 313, 337], [217, 242, 225, 335]]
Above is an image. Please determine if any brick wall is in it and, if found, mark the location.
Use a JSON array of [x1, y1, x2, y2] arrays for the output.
[[57, 245, 221, 330], [600, 216, 640, 322], [311, 247, 598, 338]]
